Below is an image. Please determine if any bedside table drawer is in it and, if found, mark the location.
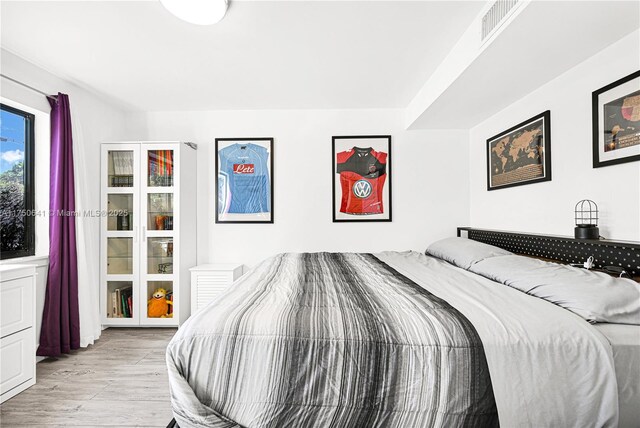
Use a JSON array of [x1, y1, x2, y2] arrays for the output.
[[1, 275, 34, 338]]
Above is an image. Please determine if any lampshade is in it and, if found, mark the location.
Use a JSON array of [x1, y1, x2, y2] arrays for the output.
[[574, 199, 598, 227], [574, 199, 600, 240], [160, 0, 228, 25]]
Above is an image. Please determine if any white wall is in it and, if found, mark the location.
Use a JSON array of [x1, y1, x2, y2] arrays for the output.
[[1, 49, 146, 262], [1, 49, 145, 347], [144, 109, 469, 267], [469, 30, 640, 241]]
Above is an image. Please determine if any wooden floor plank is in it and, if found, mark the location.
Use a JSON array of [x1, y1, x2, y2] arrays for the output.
[[0, 328, 177, 427]]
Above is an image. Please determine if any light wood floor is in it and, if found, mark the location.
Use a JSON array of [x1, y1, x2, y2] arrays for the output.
[[1, 328, 177, 427]]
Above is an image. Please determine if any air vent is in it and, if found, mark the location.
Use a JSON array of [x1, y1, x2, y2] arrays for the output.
[[481, 0, 520, 42]]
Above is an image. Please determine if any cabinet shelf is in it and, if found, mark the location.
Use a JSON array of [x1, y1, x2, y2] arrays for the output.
[[101, 142, 196, 328]]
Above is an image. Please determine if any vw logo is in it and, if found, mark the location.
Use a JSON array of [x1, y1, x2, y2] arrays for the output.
[[352, 180, 372, 199]]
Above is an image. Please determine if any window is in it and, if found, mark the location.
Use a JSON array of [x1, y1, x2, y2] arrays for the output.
[[0, 103, 35, 259]]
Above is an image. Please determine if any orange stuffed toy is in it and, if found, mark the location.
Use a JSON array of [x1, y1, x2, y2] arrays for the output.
[[147, 288, 173, 318]]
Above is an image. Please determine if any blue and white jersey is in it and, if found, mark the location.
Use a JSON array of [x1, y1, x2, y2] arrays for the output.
[[218, 143, 270, 214]]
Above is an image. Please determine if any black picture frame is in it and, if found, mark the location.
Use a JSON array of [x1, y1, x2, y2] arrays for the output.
[[332, 135, 392, 222], [592, 70, 640, 168], [214, 137, 274, 224], [486, 110, 551, 191]]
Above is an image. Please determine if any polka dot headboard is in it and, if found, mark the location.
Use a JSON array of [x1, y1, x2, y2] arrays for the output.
[[457, 227, 640, 277]]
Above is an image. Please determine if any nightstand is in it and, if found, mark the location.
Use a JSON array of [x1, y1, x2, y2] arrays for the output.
[[189, 264, 244, 315], [1, 264, 37, 403]]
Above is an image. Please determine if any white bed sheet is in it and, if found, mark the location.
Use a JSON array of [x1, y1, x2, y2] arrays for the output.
[[377, 251, 619, 428], [594, 323, 640, 428]]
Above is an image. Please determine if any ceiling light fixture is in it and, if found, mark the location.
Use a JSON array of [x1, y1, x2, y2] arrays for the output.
[[160, 0, 228, 25]]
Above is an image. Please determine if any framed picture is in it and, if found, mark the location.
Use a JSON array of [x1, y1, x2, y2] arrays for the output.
[[592, 70, 640, 168], [332, 135, 391, 222], [486, 111, 551, 191], [215, 137, 274, 223]]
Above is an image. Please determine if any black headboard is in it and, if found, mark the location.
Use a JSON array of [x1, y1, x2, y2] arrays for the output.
[[457, 227, 640, 277]]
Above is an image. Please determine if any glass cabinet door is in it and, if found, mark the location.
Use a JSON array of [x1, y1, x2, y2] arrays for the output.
[[102, 145, 140, 324], [147, 149, 174, 187], [107, 194, 133, 231], [147, 193, 173, 230], [141, 144, 178, 325], [147, 237, 173, 275], [107, 237, 133, 274], [146, 280, 174, 319], [107, 281, 134, 319], [107, 150, 135, 188]]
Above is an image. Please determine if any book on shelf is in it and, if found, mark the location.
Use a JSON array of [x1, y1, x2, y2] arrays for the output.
[[152, 215, 173, 231], [121, 293, 128, 318], [121, 287, 132, 318], [115, 288, 122, 317], [148, 150, 173, 184], [111, 292, 118, 317], [110, 286, 133, 318], [166, 290, 173, 315]]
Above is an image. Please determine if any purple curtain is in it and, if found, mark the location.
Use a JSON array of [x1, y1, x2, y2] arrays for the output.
[[37, 93, 80, 357]]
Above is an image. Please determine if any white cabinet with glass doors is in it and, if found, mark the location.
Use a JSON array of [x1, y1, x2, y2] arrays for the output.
[[100, 142, 197, 327]]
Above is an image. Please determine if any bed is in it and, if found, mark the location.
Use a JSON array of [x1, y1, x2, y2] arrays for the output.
[[593, 323, 640, 427], [166, 233, 640, 428]]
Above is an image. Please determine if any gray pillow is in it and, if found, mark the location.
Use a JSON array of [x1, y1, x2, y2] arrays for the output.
[[426, 237, 512, 270], [470, 255, 640, 325]]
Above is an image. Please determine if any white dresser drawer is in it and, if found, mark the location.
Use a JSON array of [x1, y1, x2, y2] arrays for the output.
[[0, 327, 35, 397], [0, 275, 34, 338]]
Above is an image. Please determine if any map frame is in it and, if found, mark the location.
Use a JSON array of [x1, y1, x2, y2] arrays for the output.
[[486, 110, 552, 191]]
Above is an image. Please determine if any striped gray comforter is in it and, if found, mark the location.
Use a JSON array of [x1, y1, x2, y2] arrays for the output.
[[166, 253, 497, 427]]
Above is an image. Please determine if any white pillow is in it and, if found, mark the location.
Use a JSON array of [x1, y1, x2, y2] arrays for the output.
[[470, 255, 640, 325], [426, 237, 512, 270]]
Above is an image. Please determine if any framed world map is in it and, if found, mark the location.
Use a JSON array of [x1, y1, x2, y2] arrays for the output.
[[486, 111, 551, 191]]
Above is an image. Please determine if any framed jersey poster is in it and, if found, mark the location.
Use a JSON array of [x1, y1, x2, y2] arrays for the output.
[[332, 135, 392, 222], [215, 137, 274, 223]]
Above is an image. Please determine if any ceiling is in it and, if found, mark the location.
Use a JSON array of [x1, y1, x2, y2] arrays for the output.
[[0, 1, 485, 112], [406, 0, 640, 129]]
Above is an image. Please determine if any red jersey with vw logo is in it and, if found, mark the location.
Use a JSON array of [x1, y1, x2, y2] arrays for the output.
[[336, 147, 387, 214]]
